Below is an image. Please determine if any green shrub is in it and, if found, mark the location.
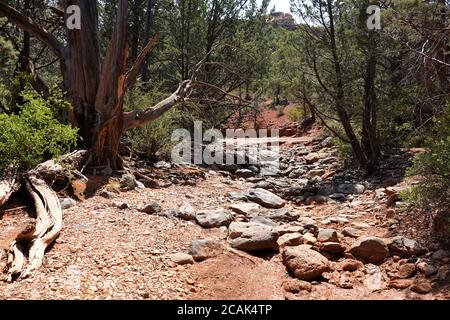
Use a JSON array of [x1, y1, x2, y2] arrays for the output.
[[0, 90, 78, 174], [287, 106, 304, 122], [403, 103, 450, 207], [123, 85, 197, 161]]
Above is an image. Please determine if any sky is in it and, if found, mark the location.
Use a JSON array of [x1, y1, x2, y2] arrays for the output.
[[265, 0, 293, 13]]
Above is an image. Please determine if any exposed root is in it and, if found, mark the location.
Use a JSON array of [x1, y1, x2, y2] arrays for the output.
[[7, 175, 62, 281]]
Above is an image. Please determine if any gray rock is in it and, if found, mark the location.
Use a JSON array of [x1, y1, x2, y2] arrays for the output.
[[228, 222, 279, 252], [432, 249, 449, 261], [177, 201, 197, 221], [188, 240, 224, 262], [136, 180, 145, 189], [350, 237, 389, 263], [154, 161, 171, 169], [336, 183, 365, 195], [282, 245, 330, 280], [227, 192, 248, 201], [306, 195, 330, 204], [317, 229, 339, 243], [112, 201, 129, 210], [342, 227, 360, 238], [277, 233, 304, 248], [296, 217, 318, 233], [416, 262, 438, 277], [228, 203, 260, 216], [250, 216, 277, 227], [140, 202, 162, 214], [120, 174, 138, 190], [196, 209, 233, 228], [388, 236, 426, 257], [60, 198, 76, 210], [235, 169, 254, 178], [99, 190, 114, 199], [267, 208, 294, 222], [246, 188, 285, 209], [169, 253, 194, 265]]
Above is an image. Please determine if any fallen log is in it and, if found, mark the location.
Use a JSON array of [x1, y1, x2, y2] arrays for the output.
[[2, 150, 88, 281]]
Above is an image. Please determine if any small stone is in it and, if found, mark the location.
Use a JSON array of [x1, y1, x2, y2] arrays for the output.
[[169, 253, 194, 265], [277, 233, 303, 248], [410, 281, 432, 294], [342, 227, 359, 238], [416, 262, 437, 277], [296, 217, 318, 233], [227, 192, 248, 201], [432, 249, 449, 261], [388, 279, 413, 289], [339, 272, 354, 289], [196, 209, 233, 228], [120, 174, 138, 190], [140, 202, 162, 214], [60, 198, 77, 210], [302, 233, 317, 245], [246, 188, 285, 209], [321, 242, 345, 254], [396, 263, 416, 279], [317, 229, 339, 243], [188, 240, 224, 262], [99, 190, 114, 199], [228, 203, 261, 216], [177, 201, 197, 221], [336, 259, 364, 272], [436, 266, 450, 281], [282, 279, 312, 293], [235, 169, 254, 178]]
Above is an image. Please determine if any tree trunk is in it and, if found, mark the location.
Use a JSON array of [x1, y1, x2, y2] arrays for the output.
[[326, 0, 368, 168], [361, 31, 379, 173]]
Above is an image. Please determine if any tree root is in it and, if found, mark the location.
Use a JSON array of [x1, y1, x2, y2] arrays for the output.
[[1, 150, 89, 282], [7, 175, 62, 281]]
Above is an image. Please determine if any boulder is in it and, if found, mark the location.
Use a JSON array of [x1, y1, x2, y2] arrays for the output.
[[350, 237, 389, 263], [282, 245, 330, 281], [246, 188, 285, 209], [196, 209, 233, 228], [227, 222, 279, 252], [388, 236, 426, 257]]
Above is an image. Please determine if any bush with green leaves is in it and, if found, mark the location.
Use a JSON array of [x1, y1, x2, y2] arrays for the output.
[[403, 103, 450, 207], [0, 90, 78, 174]]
